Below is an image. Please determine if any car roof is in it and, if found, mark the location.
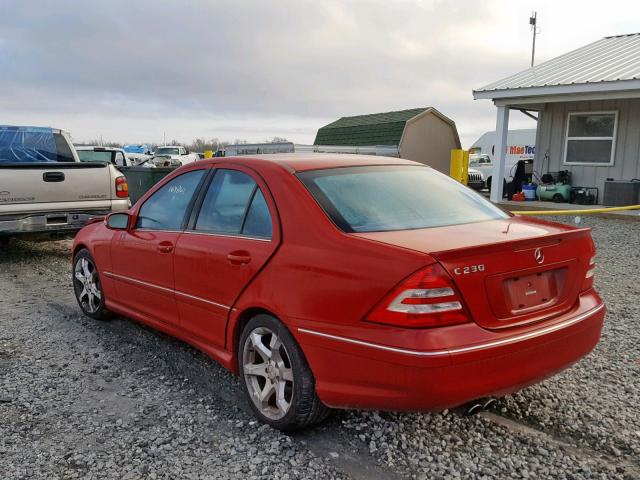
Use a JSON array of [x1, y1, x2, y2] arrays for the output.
[[196, 153, 422, 173]]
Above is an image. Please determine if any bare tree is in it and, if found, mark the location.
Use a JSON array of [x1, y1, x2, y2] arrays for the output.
[[266, 136, 289, 143]]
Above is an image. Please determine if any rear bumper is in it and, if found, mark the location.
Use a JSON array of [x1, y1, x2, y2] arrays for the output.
[[0, 200, 129, 237], [294, 291, 605, 411]]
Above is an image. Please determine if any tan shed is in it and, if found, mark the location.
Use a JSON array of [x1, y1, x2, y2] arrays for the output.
[[313, 107, 461, 174]]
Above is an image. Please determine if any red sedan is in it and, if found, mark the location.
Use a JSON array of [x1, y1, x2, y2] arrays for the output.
[[72, 155, 605, 430]]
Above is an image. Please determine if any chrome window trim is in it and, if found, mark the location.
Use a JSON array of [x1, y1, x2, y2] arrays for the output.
[[182, 230, 272, 242], [104, 271, 230, 310], [297, 303, 604, 357], [133, 229, 184, 234]]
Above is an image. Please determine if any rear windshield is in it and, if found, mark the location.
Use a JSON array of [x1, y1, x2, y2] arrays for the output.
[[0, 127, 75, 163], [298, 165, 508, 233], [77, 150, 112, 163], [156, 147, 180, 155]]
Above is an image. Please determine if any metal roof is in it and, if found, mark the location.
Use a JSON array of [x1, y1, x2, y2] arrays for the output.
[[474, 33, 640, 98]]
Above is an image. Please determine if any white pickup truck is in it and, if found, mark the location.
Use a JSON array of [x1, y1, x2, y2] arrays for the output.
[[0, 126, 130, 241], [151, 145, 199, 167]]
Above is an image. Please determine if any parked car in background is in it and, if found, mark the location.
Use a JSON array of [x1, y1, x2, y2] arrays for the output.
[[72, 154, 604, 431], [123, 144, 154, 166], [76, 146, 130, 167], [469, 154, 492, 188], [151, 145, 199, 167], [467, 167, 485, 190], [0, 125, 130, 241]]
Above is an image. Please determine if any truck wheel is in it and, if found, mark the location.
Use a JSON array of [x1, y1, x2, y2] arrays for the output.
[[239, 314, 330, 431], [72, 248, 112, 320]]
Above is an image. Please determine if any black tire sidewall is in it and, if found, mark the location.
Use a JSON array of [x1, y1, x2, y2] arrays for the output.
[[72, 249, 110, 320], [239, 314, 314, 431]]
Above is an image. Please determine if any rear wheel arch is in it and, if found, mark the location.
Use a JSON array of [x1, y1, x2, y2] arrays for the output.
[[231, 307, 280, 372]]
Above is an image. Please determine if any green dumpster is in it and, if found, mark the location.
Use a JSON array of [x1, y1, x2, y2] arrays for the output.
[[119, 167, 176, 205]]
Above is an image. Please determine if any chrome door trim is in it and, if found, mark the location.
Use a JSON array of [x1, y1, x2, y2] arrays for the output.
[[104, 271, 230, 310]]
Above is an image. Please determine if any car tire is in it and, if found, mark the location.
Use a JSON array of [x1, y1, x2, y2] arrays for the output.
[[72, 248, 112, 321], [239, 314, 330, 431]]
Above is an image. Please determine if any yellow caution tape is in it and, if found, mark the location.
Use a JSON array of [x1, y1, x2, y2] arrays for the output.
[[513, 204, 640, 215]]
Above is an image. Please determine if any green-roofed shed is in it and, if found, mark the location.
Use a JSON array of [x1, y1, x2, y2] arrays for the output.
[[313, 107, 461, 174]]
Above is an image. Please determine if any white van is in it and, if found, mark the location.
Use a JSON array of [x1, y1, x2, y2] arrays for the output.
[[469, 129, 536, 189]]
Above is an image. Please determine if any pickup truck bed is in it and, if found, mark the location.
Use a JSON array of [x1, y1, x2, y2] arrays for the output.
[[0, 126, 130, 239]]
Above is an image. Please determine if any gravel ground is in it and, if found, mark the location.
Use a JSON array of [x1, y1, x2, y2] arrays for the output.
[[0, 215, 638, 479]]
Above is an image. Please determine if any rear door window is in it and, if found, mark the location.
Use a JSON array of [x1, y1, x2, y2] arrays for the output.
[[137, 170, 205, 231], [242, 189, 273, 238], [195, 169, 272, 238]]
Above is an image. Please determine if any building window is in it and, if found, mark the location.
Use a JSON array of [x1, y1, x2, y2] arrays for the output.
[[564, 111, 617, 166]]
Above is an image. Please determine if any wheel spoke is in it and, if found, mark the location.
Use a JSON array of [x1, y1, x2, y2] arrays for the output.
[[87, 291, 96, 312], [257, 379, 275, 404], [79, 287, 88, 301], [82, 258, 91, 277], [75, 271, 84, 282], [92, 285, 102, 299], [280, 367, 294, 382], [250, 332, 272, 361], [270, 335, 283, 363], [244, 363, 268, 378], [275, 380, 289, 414]]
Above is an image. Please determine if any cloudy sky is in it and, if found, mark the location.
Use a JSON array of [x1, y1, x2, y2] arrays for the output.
[[2, 0, 639, 147]]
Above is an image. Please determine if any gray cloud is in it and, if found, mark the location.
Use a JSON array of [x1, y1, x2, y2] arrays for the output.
[[0, 0, 634, 145]]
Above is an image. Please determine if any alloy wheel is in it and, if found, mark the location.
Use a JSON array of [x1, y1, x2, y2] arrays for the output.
[[74, 257, 102, 314], [242, 327, 294, 420]]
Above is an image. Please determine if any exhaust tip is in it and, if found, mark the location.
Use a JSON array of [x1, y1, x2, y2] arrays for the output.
[[482, 398, 497, 411], [465, 402, 484, 416], [464, 397, 497, 416]]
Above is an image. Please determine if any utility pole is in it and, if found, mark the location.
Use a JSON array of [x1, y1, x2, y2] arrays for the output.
[[530, 11, 538, 67]]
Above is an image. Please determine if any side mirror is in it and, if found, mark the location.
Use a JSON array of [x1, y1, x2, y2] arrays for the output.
[[106, 212, 130, 230]]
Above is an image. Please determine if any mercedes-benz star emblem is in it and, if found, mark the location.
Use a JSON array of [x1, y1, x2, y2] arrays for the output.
[[534, 248, 544, 264]]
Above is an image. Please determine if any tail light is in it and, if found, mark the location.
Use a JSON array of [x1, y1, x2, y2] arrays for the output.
[[367, 263, 471, 328], [581, 255, 596, 291], [115, 176, 129, 198]]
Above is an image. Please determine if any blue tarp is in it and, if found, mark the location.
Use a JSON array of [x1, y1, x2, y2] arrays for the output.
[[123, 144, 153, 155], [0, 126, 62, 163]]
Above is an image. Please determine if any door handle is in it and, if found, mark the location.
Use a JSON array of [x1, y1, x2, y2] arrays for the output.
[[157, 241, 174, 253], [43, 171, 65, 182], [227, 251, 251, 265]]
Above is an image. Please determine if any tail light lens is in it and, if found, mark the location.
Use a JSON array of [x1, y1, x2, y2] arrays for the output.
[[582, 255, 596, 291], [115, 176, 129, 198], [367, 263, 471, 328]]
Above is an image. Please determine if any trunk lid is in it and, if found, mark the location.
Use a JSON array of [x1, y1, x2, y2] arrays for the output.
[[354, 217, 594, 329]]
